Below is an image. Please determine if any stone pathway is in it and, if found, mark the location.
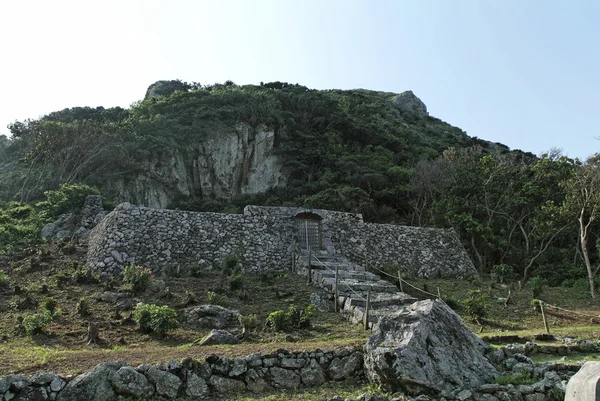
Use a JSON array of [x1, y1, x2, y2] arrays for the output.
[[297, 249, 416, 328]]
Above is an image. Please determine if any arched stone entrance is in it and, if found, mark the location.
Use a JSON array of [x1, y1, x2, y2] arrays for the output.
[[294, 212, 322, 250]]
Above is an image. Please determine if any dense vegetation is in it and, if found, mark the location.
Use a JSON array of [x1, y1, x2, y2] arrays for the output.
[[1, 80, 600, 299]]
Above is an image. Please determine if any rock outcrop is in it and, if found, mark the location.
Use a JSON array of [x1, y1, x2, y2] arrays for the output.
[[364, 299, 498, 396], [109, 123, 287, 208], [392, 90, 428, 115], [183, 305, 240, 329], [565, 361, 600, 401]]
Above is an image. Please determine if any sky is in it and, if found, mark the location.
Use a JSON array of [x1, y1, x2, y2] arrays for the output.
[[0, 0, 598, 159]]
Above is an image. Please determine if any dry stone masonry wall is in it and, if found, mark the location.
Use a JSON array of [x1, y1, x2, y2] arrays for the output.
[[87, 204, 476, 278]]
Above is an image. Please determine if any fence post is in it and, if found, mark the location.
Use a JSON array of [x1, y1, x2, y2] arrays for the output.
[[334, 265, 339, 312], [437, 286, 441, 299], [398, 269, 404, 292], [540, 301, 550, 334], [364, 286, 371, 330], [307, 246, 312, 284]]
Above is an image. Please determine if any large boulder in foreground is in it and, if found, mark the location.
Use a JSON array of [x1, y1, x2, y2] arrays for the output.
[[364, 299, 497, 396], [565, 361, 600, 401]]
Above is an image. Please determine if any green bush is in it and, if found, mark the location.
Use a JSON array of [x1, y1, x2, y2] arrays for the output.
[[132, 303, 178, 335], [228, 274, 244, 291], [76, 297, 90, 316], [461, 290, 488, 322], [493, 264, 515, 283], [40, 297, 57, 313], [53, 273, 70, 288], [0, 270, 6, 286], [528, 276, 547, 299], [22, 309, 61, 335], [221, 254, 240, 274], [530, 299, 542, 312], [495, 373, 535, 385], [238, 314, 259, 331], [206, 291, 229, 306], [443, 295, 461, 311], [38, 183, 100, 218], [123, 265, 153, 294], [266, 310, 291, 331]]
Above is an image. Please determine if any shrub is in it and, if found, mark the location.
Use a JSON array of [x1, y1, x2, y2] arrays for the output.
[[132, 303, 178, 335], [266, 310, 291, 332], [238, 314, 259, 331], [123, 265, 152, 294], [228, 274, 244, 291], [221, 254, 240, 274], [206, 291, 228, 307], [22, 309, 61, 335], [38, 184, 100, 218], [495, 373, 535, 385], [530, 299, 542, 313], [23, 310, 54, 335], [0, 270, 6, 286], [71, 266, 99, 285], [443, 295, 461, 311], [493, 264, 515, 283], [299, 304, 316, 328], [53, 273, 70, 288], [461, 290, 488, 322], [528, 276, 547, 299], [40, 297, 57, 313], [76, 297, 90, 316]]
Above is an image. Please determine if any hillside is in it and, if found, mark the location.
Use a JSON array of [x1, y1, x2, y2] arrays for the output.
[[0, 80, 516, 221]]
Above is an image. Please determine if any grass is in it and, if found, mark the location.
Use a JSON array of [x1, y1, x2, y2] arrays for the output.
[[1, 242, 600, 378]]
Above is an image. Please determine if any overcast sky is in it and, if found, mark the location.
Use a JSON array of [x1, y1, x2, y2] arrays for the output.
[[1, 0, 598, 159]]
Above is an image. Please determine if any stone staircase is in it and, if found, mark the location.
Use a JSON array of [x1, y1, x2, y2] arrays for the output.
[[296, 249, 417, 328]]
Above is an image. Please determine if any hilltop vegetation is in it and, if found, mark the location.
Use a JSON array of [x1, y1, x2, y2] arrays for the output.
[[1, 80, 600, 300]]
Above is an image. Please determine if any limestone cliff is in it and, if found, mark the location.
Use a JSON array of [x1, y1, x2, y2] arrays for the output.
[[109, 123, 286, 208]]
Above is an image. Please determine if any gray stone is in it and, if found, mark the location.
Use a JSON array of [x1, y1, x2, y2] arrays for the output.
[[300, 359, 326, 387], [54, 230, 72, 240], [456, 389, 472, 400], [198, 329, 240, 346], [185, 373, 209, 399], [50, 377, 66, 392], [100, 292, 126, 303], [391, 90, 428, 115], [364, 299, 498, 395], [110, 366, 154, 399], [310, 292, 331, 312], [183, 305, 240, 329], [245, 369, 270, 393], [328, 352, 362, 380], [208, 375, 245, 394], [12, 387, 48, 401], [229, 358, 248, 376], [565, 361, 600, 401], [57, 361, 124, 401], [32, 373, 57, 385], [270, 367, 301, 388], [280, 357, 306, 369], [145, 367, 182, 399], [41, 223, 59, 240]]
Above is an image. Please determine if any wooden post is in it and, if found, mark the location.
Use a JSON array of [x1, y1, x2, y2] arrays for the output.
[[437, 286, 441, 299], [334, 265, 339, 312], [540, 301, 550, 334], [364, 286, 371, 330], [307, 246, 312, 284], [398, 270, 404, 292]]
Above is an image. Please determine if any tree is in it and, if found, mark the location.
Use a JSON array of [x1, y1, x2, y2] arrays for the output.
[[562, 155, 600, 301]]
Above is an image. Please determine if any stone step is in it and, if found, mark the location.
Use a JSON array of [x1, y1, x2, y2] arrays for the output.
[[342, 293, 417, 309], [313, 269, 381, 282], [325, 279, 398, 295]]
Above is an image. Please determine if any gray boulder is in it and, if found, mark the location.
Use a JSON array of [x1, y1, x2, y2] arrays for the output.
[[145, 367, 182, 399], [184, 373, 209, 399], [565, 361, 600, 401], [208, 375, 245, 395], [41, 223, 59, 241], [57, 361, 124, 401], [197, 329, 240, 346], [110, 366, 154, 399], [183, 305, 240, 329], [364, 299, 498, 396], [391, 90, 428, 115]]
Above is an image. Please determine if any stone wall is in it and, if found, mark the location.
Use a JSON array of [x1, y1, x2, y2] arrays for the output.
[[87, 204, 476, 278], [0, 347, 363, 401]]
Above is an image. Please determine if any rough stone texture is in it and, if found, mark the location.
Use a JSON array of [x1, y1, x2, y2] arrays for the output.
[[270, 367, 301, 388], [57, 361, 124, 401], [208, 375, 245, 395], [145, 367, 181, 399], [108, 123, 287, 208], [300, 359, 326, 387], [109, 366, 154, 399], [185, 374, 209, 399], [391, 90, 428, 115], [565, 361, 600, 401], [87, 204, 476, 278], [364, 299, 498, 395], [183, 305, 240, 329], [41, 196, 106, 242], [197, 329, 240, 346], [310, 292, 332, 312], [328, 352, 363, 381]]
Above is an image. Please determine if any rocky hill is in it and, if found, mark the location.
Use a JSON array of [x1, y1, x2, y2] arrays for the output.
[[0, 80, 518, 220]]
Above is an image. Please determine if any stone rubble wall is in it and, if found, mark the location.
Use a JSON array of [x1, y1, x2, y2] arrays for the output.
[[0, 347, 364, 401], [87, 204, 477, 278]]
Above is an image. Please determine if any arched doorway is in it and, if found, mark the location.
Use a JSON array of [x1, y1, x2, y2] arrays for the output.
[[294, 212, 322, 250]]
